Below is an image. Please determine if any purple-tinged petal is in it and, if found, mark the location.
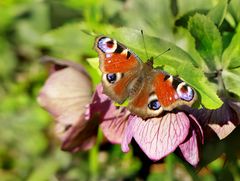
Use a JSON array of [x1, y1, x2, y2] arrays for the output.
[[190, 98, 239, 140], [122, 112, 190, 161], [179, 115, 203, 166], [100, 107, 130, 144], [61, 114, 98, 152], [228, 99, 240, 122], [179, 129, 199, 166], [121, 115, 135, 152], [86, 84, 131, 144]]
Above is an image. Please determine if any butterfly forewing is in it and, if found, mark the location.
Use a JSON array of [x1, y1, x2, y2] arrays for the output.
[[95, 36, 142, 104]]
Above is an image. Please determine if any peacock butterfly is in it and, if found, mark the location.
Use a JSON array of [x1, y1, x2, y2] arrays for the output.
[[94, 36, 197, 119]]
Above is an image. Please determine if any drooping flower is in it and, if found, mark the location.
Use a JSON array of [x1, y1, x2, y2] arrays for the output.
[[189, 98, 240, 140], [37, 57, 203, 166], [37, 57, 129, 151]]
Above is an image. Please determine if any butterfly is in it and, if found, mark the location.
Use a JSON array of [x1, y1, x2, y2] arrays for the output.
[[94, 36, 197, 119]]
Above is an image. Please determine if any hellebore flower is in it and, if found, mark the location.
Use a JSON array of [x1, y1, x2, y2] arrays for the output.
[[38, 57, 203, 166], [37, 57, 129, 152], [190, 98, 240, 140]]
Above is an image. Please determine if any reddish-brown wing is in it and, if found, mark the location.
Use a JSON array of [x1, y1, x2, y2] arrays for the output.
[[127, 70, 197, 119], [94, 36, 142, 104], [153, 71, 197, 110]]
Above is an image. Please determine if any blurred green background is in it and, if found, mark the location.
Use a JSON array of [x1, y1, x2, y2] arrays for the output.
[[0, 0, 240, 180]]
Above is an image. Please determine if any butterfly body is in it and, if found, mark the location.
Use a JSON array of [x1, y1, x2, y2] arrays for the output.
[[95, 36, 197, 119]]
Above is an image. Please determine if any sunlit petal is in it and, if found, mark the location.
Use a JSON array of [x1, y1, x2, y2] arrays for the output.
[[122, 112, 190, 161]]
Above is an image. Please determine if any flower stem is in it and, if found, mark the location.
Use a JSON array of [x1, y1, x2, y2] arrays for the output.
[[89, 128, 103, 181], [166, 154, 175, 180]]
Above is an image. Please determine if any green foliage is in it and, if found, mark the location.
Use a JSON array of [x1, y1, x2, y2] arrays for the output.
[[188, 14, 223, 71], [1, 0, 240, 180]]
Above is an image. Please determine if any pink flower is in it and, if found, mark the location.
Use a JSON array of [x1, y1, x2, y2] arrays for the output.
[[37, 57, 129, 152], [37, 57, 203, 166], [122, 111, 203, 166]]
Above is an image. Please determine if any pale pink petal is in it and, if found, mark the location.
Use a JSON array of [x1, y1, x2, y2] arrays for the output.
[[100, 107, 130, 144], [38, 66, 92, 134], [179, 115, 203, 166], [37, 59, 94, 151], [87, 85, 131, 144], [122, 112, 190, 161], [121, 115, 135, 152], [208, 122, 236, 140]]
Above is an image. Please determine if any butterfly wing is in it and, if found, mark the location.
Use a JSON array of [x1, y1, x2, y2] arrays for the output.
[[128, 69, 197, 119], [94, 36, 142, 104], [153, 71, 197, 109], [95, 36, 197, 119]]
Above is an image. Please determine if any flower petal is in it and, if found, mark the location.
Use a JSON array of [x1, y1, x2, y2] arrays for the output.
[[122, 112, 190, 161], [228, 99, 240, 122], [37, 59, 94, 151], [87, 85, 130, 144], [61, 114, 99, 152], [179, 115, 203, 166], [100, 107, 130, 144], [191, 98, 240, 139], [41, 56, 91, 79]]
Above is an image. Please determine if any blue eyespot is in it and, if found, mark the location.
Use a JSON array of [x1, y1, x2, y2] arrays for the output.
[[178, 85, 194, 101], [106, 73, 117, 84], [148, 100, 161, 110]]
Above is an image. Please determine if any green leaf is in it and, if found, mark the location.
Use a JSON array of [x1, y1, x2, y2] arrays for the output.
[[39, 23, 95, 60], [121, 0, 173, 38], [188, 14, 223, 71], [222, 68, 240, 97], [207, 0, 228, 27], [228, 0, 240, 23], [227, 57, 240, 69], [175, 10, 208, 28], [0, 37, 17, 78], [222, 24, 240, 68], [85, 57, 101, 86]]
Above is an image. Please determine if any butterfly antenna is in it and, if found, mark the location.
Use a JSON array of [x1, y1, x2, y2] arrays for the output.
[[154, 48, 171, 60], [141, 30, 149, 60]]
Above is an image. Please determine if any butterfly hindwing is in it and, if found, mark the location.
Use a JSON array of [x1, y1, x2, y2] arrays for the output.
[[153, 71, 197, 110], [128, 70, 197, 119], [127, 71, 164, 119]]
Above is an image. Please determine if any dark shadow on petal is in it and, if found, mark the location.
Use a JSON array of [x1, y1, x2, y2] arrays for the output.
[[61, 114, 99, 152], [183, 98, 240, 140]]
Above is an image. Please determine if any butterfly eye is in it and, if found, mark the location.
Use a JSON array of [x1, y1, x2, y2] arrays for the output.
[[148, 99, 161, 110], [107, 73, 117, 83], [105, 73, 122, 84], [177, 82, 194, 101], [106, 40, 114, 48], [98, 37, 117, 53]]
